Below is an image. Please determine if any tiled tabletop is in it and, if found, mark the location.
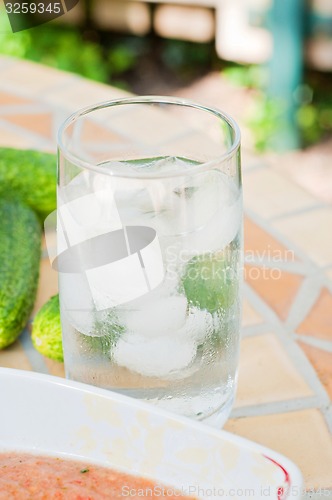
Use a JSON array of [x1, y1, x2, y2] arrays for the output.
[[0, 56, 331, 496]]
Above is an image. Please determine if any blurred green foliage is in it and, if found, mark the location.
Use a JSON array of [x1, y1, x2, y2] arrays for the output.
[[162, 40, 214, 77], [247, 96, 285, 152], [223, 64, 267, 89], [0, 9, 137, 84], [223, 63, 332, 150], [295, 76, 332, 145]]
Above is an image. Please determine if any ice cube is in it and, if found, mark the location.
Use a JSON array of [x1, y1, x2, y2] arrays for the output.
[[113, 333, 196, 377], [182, 307, 213, 344], [95, 159, 174, 222], [98, 158, 194, 232], [181, 194, 242, 254], [110, 176, 170, 228], [118, 295, 187, 338], [142, 170, 222, 238], [176, 172, 242, 253], [62, 308, 95, 337]]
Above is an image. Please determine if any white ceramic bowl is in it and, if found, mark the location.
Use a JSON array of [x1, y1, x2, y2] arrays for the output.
[[0, 367, 302, 498]]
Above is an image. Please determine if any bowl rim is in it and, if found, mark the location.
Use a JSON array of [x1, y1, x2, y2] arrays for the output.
[[0, 367, 303, 498]]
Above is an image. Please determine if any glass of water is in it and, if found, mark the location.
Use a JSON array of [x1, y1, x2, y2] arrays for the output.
[[57, 96, 242, 427]]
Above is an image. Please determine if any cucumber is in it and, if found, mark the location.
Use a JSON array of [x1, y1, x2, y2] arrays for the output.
[[0, 199, 41, 349], [0, 147, 56, 220], [32, 295, 63, 362], [31, 295, 124, 361], [31, 294, 124, 361]]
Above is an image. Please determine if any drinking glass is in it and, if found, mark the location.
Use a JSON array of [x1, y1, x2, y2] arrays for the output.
[[57, 96, 242, 427]]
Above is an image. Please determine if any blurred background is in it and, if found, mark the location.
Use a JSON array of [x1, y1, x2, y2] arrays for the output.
[[0, 0, 331, 154]]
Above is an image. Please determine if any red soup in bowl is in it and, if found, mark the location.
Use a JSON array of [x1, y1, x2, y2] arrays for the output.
[[0, 452, 196, 499]]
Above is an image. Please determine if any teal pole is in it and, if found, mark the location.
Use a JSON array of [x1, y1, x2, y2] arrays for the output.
[[268, 0, 305, 150]]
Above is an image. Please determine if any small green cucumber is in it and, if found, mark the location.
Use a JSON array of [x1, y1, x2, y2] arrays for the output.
[[0, 147, 56, 219], [0, 198, 41, 349], [32, 294, 63, 362], [32, 294, 125, 361]]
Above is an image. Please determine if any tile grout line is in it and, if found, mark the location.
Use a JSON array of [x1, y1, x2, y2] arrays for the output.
[[241, 162, 268, 173], [0, 61, 128, 106], [321, 274, 332, 294], [245, 281, 330, 405], [244, 208, 323, 270], [243, 282, 331, 407], [0, 104, 53, 115], [241, 322, 270, 337], [242, 165, 326, 218], [0, 118, 53, 150], [231, 395, 323, 419], [0, 85, 77, 145], [0, 75, 81, 102], [52, 108, 72, 143], [267, 156, 332, 215], [284, 275, 323, 332], [321, 405, 332, 435], [268, 203, 328, 222], [244, 256, 310, 276], [294, 334, 332, 354]]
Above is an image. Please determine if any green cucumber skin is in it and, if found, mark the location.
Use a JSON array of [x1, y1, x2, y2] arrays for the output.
[[0, 199, 41, 349], [0, 147, 56, 219], [32, 294, 63, 362]]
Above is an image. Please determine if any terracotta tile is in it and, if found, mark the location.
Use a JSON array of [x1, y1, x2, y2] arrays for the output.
[[241, 298, 263, 327], [0, 341, 32, 371], [0, 125, 33, 148], [46, 80, 128, 112], [244, 216, 296, 263], [245, 265, 303, 320], [81, 120, 124, 143], [44, 358, 65, 378], [270, 138, 332, 204], [243, 168, 317, 218], [225, 409, 332, 489], [174, 72, 254, 141], [298, 342, 332, 400], [273, 208, 332, 267], [159, 131, 226, 161], [297, 288, 332, 340], [4, 113, 54, 139], [33, 259, 58, 316], [326, 268, 332, 282], [107, 105, 190, 147], [0, 60, 73, 95], [235, 334, 313, 407], [241, 148, 266, 170], [0, 91, 32, 105]]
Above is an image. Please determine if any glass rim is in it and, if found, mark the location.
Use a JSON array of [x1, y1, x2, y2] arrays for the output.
[[58, 95, 241, 179]]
